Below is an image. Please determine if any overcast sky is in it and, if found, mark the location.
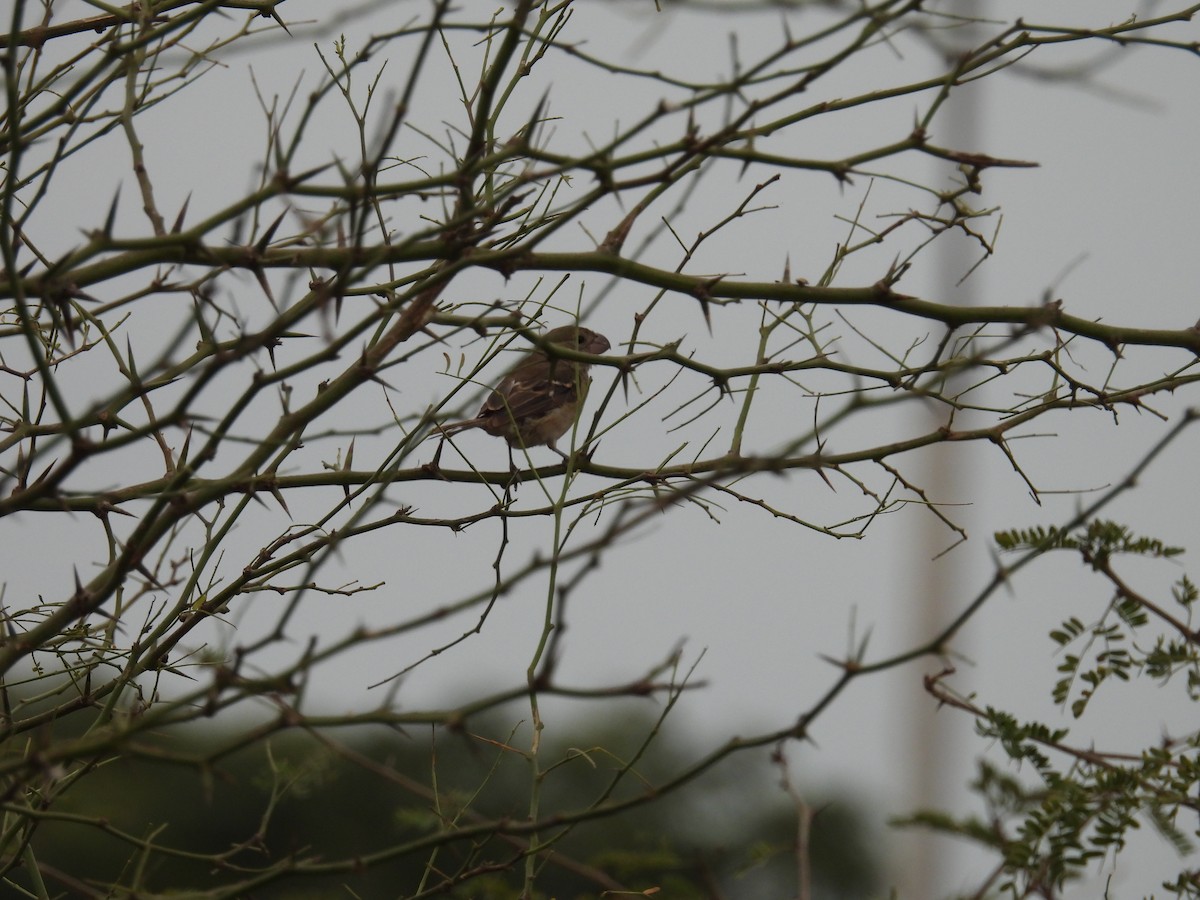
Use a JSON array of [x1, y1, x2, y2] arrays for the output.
[[8, 2, 1200, 896]]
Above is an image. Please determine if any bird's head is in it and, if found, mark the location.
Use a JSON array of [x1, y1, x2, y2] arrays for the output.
[[543, 325, 611, 356]]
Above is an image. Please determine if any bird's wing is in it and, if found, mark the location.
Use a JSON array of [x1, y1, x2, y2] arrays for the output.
[[481, 367, 581, 423]]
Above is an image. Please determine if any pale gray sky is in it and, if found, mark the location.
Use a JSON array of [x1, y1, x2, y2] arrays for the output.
[[7, 2, 1200, 896]]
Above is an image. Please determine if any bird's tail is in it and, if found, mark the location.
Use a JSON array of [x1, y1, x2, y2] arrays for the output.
[[426, 418, 477, 441]]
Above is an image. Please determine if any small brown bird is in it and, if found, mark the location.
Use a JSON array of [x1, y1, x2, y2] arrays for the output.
[[436, 325, 611, 453]]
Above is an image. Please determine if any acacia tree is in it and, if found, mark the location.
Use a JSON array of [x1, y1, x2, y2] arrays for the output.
[[2, 1, 1200, 897]]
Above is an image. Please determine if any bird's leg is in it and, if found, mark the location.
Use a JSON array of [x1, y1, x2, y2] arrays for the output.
[[547, 440, 570, 464], [504, 445, 522, 492]]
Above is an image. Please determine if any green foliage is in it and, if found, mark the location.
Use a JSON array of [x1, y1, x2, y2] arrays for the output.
[[902, 520, 1200, 897], [974, 708, 1065, 772], [902, 750, 1200, 899], [997, 519, 1195, 718], [3, 706, 876, 899], [1175, 574, 1199, 609], [994, 519, 1185, 564]]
